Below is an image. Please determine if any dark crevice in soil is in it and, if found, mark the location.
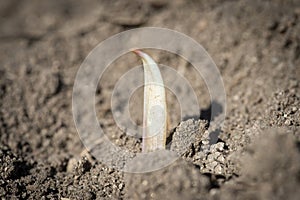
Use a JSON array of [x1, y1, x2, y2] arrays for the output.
[[200, 101, 223, 125]]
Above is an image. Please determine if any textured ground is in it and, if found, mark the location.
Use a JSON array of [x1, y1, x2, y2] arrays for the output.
[[0, 0, 299, 199]]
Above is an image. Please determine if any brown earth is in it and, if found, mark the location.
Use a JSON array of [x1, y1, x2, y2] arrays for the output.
[[0, 0, 300, 199]]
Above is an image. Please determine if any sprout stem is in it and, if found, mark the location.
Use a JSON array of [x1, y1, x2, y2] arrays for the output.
[[132, 50, 167, 152]]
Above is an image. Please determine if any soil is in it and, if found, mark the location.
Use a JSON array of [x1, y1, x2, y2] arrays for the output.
[[1, 0, 300, 199]]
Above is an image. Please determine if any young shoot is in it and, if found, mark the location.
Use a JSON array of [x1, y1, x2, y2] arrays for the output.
[[132, 50, 167, 153]]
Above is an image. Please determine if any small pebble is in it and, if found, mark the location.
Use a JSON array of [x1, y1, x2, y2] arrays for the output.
[[214, 165, 223, 174], [142, 180, 148, 186], [215, 142, 224, 151], [285, 120, 291, 126], [217, 155, 225, 163], [209, 188, 219, 196], [202, 140, 209, 145]]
